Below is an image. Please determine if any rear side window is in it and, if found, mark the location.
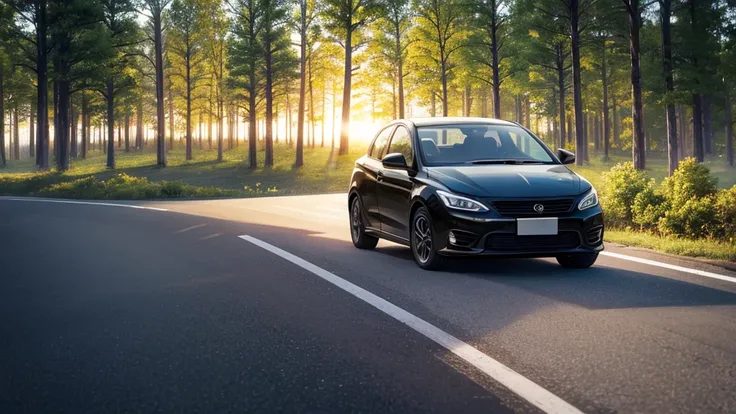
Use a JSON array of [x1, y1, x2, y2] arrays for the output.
[[388, 126, 413, 166], [369, 127, 393, 159]]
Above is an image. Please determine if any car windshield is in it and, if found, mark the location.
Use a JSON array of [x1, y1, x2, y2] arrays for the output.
[[417, 124, 556, 165]]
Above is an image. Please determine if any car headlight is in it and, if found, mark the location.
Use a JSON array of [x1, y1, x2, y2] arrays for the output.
[[437, 190, 489, 212], [578, 189, 599, 211]]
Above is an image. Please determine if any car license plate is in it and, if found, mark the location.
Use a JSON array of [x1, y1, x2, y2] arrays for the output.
[[517, 218, 558, 236]]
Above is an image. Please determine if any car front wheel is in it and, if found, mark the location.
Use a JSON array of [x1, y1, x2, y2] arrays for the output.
[[411, 207, 444, 270], [350, 196, 379, 249], [556, 253, 599, 269]]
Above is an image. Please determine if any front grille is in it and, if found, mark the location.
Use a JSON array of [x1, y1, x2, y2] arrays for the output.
[[486, 232, 581, 251], [587, 226, 604, 245], [491, 199, 574, 218]]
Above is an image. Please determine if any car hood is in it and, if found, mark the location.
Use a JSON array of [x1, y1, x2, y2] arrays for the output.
[[426, 164, 590, 198]]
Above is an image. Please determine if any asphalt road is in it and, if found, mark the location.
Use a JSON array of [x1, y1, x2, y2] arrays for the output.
[[2, 194, 736, 414]]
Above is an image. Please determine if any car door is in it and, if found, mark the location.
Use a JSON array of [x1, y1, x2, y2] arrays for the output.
[[377, 125, 415, 240], [357, 126, 394, 229]]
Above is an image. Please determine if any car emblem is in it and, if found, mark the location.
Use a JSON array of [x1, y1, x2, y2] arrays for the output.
[[533, 204, 545, 213]]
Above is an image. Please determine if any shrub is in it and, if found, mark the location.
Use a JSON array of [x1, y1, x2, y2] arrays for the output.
[[658, 196, 717, 239], [40, 176, 108, 199], [600, 162, 648, 227], [632, 180, 668, 231], [661, 157, 717, 206], [714, 185, 736, 243]]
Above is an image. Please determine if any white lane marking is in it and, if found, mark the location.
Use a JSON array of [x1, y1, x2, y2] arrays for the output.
[[239, 235, 583, 414], [601, 251, 736, 284], [174, 224, 207, 234], [0, 197, 168, 211]]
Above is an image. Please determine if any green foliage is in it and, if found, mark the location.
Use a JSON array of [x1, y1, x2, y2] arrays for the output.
[[658, 196, 717, 239], [660, 158, 718, 206], [631, 180, 668, 231], [599, 162, 648, 226], [714, 186, 736, 243], [38, 173, 241, 199]]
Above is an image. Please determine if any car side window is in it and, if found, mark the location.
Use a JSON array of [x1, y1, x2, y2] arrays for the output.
[[369, 127, 393, 159], [388, 126, 413, 166]]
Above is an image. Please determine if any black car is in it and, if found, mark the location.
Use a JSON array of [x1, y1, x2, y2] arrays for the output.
[[347, 117, 604, 270]]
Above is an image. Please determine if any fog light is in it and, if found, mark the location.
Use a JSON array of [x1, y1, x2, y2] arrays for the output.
[[448, 231, 457, 245]]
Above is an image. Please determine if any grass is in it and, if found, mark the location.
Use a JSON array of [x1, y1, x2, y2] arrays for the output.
[[0, 142, 366, 196], [605, 229, 736, 262], [2, 143, 735, 262]]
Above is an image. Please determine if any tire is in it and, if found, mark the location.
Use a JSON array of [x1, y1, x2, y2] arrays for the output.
[[411, 207, 445, 270], [556, 253, 599, 269], [350, 196, 379, 249]]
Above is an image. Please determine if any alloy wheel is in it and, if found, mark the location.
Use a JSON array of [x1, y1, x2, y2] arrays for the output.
[[413, 215, 432, 263]]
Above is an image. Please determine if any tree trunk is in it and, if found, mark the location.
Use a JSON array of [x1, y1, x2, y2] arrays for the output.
[[557, 43, 566, 148], [168, 83, 174, 152], [296, 0, 306, 165], [627, 0, 646, 170], [29, 103, 35, 158], [309, 56, 315, 149], [571, 0, 585, 166], [440, 59, 449, 117], [693, 94, 704, 162], [186, 56, 192, 161], [332, 82, 337, 149], [198, 111, 203, 150], [702, 95, 712, 155], [726, 87, 733, 167], [265, 43, 274, 167], [117, 123, 121, 148], [321, 88, 325, 147], [57, 80, 70, 171], [661, 0, 678, 175], [677, 105, 685, 159], [70, 103, 77, 158], [514, 95, 521, 123], [81, 95, 87, 159], [154, 10, 167, 166], [208, 101, 213, 150], [491, 8, 501, 119], [0, 66, 5, 167], [217, 97, 223, 162], [136, 100, 143, 150], [36, 1, 49, 169], [106, 79, 115, 168], [13, 105, 20, 160], [339, 26, 353, 155], [124, 113, 130, 152]]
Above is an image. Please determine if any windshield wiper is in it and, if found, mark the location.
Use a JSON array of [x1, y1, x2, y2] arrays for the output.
[[470, 159, 545, 165]]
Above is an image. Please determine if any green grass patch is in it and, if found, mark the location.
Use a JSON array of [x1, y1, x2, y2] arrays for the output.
[[605, 229, 736, 262]]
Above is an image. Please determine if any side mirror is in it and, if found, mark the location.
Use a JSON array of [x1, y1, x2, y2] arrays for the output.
[[382, 153, 409, 169], [557, 148, 576, 165]]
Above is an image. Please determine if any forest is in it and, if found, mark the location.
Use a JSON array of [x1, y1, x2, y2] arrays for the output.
[[0, 0, 734, 175]]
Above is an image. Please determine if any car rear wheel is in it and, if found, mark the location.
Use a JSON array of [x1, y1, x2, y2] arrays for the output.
[[556, 253, 599, 269], [411, 207, 444, 270], [350, 196, 379, 249]]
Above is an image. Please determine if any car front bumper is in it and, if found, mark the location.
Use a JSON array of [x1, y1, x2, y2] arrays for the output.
[[427, 200, 604, 258]]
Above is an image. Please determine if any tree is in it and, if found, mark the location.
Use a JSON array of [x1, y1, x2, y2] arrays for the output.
[[413, 0, 465, 117], [621, 0, 647, 170], [201, 0, 227, 162], [168, 0, 204, 160], [294, 0, 317, 166], [375, 0, 412, 119], [466, 0, 508, 118], [260, 0, 291, 166], [140, 0, 173, 166], [659, 0, 677, 174], [323, 0, 380, 155]]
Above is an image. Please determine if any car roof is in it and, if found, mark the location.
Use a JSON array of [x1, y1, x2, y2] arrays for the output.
[[404, 117, 518, 127]]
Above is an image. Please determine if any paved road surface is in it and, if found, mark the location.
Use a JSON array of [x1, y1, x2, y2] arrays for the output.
[[2, 194, 736, 413]]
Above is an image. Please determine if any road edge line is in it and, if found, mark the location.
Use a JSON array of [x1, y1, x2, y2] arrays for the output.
[[239, 234, 583, 414], [600, 251, 736, 284], [0, 197, 168, 212]]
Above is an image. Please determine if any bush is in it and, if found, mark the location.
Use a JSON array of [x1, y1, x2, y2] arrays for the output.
[[632, 180, 668, 231], [658, 196, 717, 239], [661, 158, 717, 206], [714, 186, 736, 243], [600, 162, 648, 227]]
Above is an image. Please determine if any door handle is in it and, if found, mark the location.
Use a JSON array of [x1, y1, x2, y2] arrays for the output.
[[376, 170, 385, 181]]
